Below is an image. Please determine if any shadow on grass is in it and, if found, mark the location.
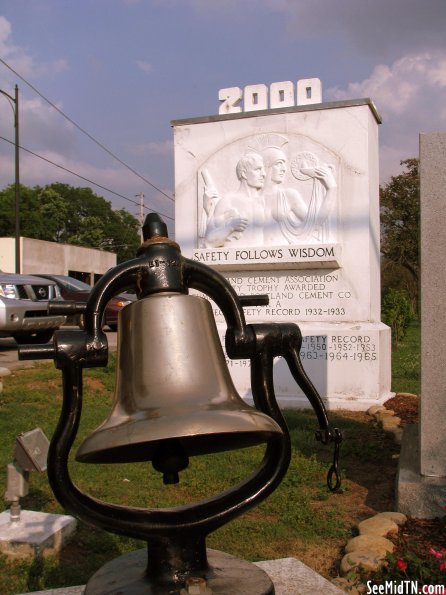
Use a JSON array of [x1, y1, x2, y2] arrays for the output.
[[284, 408, 400, 512], [0, 488, 138, 594], [29, 530, 127, 593]]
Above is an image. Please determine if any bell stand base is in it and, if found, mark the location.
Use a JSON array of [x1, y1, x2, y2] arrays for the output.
[[85, 548, 274, 595]]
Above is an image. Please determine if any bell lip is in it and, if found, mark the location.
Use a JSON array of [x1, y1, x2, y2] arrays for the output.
[[75, 430, 282, 465], [75, 409, 283, 465]]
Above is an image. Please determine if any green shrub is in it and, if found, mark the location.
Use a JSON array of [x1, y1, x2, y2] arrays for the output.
[[382, 288, 413, 348]]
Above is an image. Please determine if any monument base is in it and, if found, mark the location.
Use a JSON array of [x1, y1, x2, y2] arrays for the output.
[[221, 321, 392, 411], [0, 509, 77, 559], [396, 424, 446, 519], [85, 548, 274, 595]]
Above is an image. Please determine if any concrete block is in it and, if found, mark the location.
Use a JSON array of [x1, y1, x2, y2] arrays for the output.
[[396, 424, 446, 519], [420, 133, 446, 477], [255, 557, 344, 594], [0, 509, 76, 560]]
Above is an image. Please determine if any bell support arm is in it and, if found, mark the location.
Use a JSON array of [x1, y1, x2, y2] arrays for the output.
[[285, 342, 343, 492], [227, 321, 342, 492], [184, 258, 250, 343], [183, 257, 342, 491], [255, 323, 342, 492]]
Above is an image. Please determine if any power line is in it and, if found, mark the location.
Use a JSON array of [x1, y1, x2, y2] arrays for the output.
[[0, 58, 175, 203], [0, 136, 174, 221], [0, 135, 174, 222]]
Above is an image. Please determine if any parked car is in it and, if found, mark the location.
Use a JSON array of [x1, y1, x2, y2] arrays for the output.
[[0, 273, 66, 344], [36, 275, 134, 331]]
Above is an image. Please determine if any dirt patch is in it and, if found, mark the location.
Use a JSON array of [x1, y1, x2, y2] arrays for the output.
[[26, 379, 61, 390], [384, 393, 419, 425], [393, 516, 445, 556], [84, 376, 107, 392]]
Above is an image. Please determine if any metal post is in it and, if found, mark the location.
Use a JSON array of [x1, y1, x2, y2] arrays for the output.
[[14, 85, 20, 274], [135, 192, 145, 242], [0, 85, 20, 273]]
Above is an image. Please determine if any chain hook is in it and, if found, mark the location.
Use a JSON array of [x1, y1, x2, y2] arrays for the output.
[[316, 427, 343, 492]]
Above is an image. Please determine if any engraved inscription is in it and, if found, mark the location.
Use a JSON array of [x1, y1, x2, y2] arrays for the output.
[[224, 334, 378, 369], [195, 270, 359, 323], [193, 245, 339, 266]]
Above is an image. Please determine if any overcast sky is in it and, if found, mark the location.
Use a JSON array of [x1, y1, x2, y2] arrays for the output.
[[0, 0, 445, 237]]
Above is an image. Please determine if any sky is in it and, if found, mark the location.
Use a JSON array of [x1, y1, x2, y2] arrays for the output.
[[0, 0, 445, 238]]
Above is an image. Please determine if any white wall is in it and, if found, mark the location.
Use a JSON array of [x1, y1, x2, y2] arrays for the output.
[[0, 237, 116, 278]]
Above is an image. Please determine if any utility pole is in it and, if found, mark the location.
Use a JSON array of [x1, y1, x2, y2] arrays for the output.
[[135, 193, 145, 241], [0, 85, 20, 273]]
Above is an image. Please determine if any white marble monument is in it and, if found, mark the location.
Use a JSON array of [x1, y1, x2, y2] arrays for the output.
[[173, 80, 391, 410]]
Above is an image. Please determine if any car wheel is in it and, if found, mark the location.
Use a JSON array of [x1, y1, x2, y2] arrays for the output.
[[13, 330, 55, 345]]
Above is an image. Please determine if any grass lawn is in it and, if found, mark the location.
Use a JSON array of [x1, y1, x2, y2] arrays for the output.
[[0, 322, 420, 594], [390, 320, 420, 395]]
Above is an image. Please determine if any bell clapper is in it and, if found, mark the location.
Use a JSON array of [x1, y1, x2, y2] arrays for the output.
[[152, 439, 190, 485]]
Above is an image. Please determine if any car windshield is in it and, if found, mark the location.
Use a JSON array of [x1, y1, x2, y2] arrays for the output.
[[56, 276, 92, 292]]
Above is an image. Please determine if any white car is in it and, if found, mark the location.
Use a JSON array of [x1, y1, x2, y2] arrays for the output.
[[0, 273, 66, 344]]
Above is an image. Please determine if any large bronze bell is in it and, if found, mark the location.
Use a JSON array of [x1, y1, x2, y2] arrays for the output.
[[76, 292, 282, 483], [18, 213, 342, 594]]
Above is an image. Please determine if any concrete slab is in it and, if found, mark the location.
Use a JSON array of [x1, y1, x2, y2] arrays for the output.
[[0, 509, 77, 560], [255, 557, 343, 594], [20, 556, 342, 595], [396, 424, 446, 519]]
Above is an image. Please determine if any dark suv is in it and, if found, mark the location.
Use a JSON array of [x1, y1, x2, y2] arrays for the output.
[[36, 274, 133, 331]]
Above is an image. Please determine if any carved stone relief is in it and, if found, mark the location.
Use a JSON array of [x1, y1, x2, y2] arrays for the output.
[[198, 133, 339, 248]]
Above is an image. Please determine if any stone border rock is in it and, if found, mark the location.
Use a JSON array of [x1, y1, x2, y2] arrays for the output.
[[332, 511, 407, 593], [367, 404, 403, 444], [330, 403, 414, 592]]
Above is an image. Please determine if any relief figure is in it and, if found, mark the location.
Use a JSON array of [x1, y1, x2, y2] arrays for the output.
[[259, 140, 337, 245], [204, 152, 266, 247], [201, 134, 337, 248]]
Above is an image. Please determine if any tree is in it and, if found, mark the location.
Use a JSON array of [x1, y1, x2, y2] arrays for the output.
[[0, 184, 48, 239], [380, 158, 419, 309], [108, 208, 142, 262], [37, 187, 70, 241], [0, 183, 140, 263]]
